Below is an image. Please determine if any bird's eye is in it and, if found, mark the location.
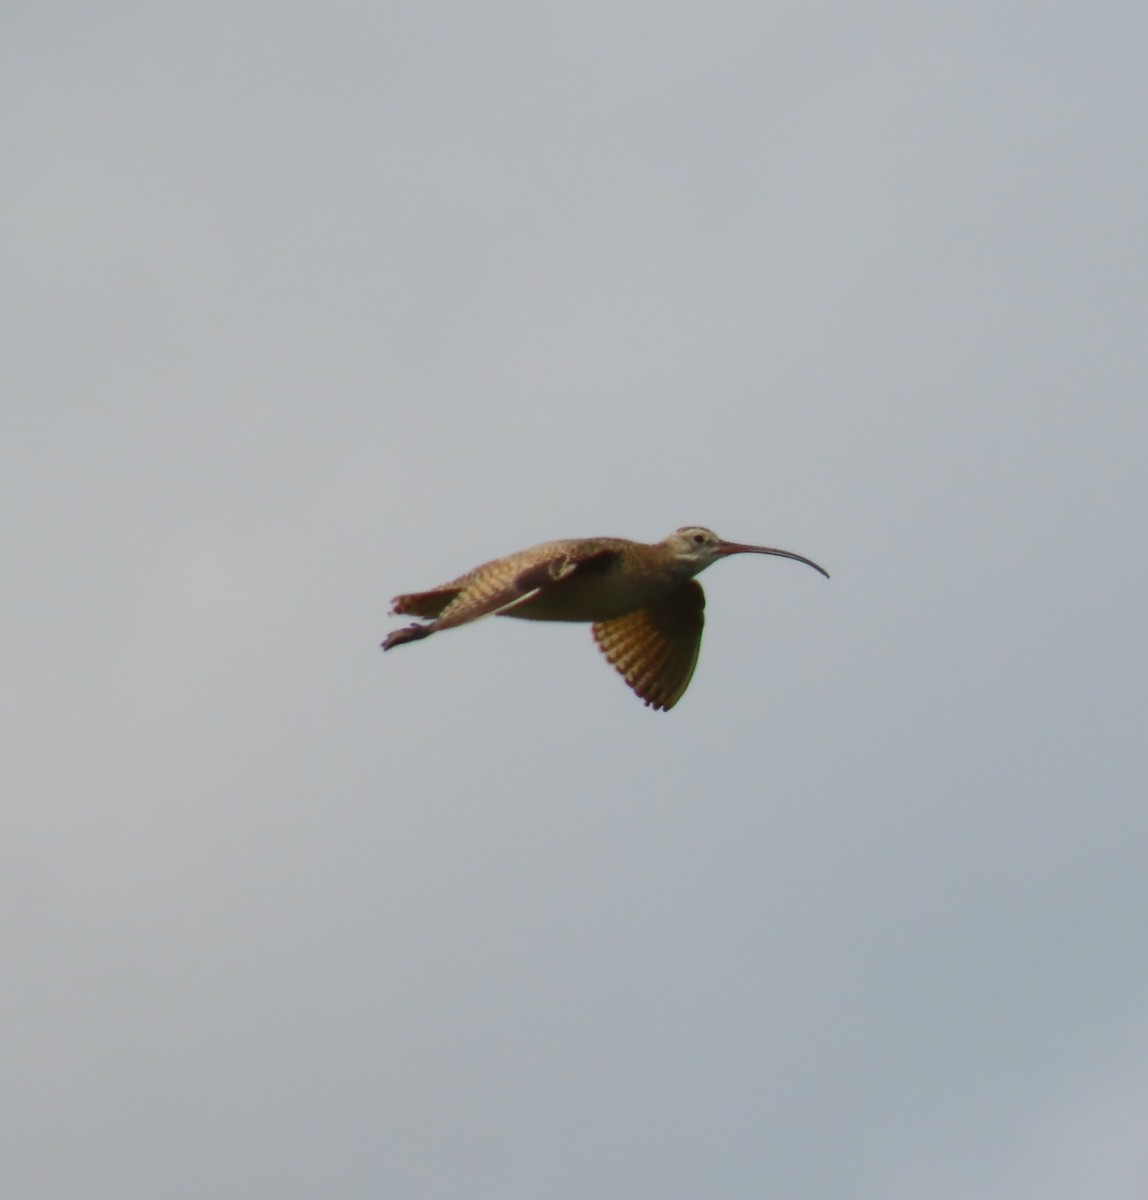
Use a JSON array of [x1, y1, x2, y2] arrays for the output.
[[692, 533, 706, 545]]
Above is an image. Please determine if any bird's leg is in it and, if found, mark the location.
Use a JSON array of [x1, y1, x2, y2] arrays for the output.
[[381, 622, 434, 651]]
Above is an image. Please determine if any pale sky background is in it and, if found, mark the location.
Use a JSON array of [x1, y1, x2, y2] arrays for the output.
[[4, 2, 1147, 1197]]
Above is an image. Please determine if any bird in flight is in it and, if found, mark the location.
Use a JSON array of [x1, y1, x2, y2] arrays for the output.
[[382, 526, 828, 710]]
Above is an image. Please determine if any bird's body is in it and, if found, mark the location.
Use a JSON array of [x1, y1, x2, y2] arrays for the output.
[[382, 526, 828, 710]]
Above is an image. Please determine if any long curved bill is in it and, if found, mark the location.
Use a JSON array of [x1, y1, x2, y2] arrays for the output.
[[715, 540, 830, 579]]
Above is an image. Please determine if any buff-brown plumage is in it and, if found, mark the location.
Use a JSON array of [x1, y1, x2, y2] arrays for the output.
[[591, 581, 705, 710], [382, 527, 828, 710]]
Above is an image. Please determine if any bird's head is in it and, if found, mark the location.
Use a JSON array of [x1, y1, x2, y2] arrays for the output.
[[664, 526, 830, 579]]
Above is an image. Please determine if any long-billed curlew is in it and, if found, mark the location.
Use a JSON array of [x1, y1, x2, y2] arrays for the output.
[[381, 526, 828, 710]]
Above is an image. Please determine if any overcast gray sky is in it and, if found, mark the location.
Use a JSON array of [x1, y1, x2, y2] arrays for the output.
[[5, 2, 1148, 1197]]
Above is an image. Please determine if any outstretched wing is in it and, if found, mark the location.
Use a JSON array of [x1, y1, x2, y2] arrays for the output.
[[397, 543, 619, 634], [592, 580, 705, 710]]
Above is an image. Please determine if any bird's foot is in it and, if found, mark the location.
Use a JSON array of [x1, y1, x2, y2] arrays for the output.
[[381, 623, 433, 651]]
